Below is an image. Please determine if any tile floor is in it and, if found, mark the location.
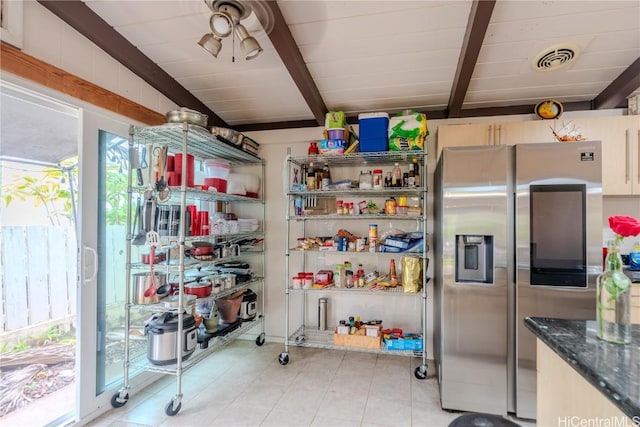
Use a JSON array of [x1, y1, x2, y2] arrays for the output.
[[87, 340, 536, 427]]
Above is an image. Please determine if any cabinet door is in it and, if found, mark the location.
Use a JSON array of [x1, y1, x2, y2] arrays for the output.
[[497, 120, 557, 145], [437, 123, 495, 160], [569, 116, 639, 195]]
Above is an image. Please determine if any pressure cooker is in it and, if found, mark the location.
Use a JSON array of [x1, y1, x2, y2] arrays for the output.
[[144, 311, 197, 365]]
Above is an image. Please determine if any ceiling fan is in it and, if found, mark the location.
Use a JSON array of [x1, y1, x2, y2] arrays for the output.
[[199, 0, 275, 61]]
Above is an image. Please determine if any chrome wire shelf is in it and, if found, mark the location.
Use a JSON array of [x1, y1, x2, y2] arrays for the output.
[[290, 213, 424, 221], [129, 251, 263, 271], [128, 277, 264, 312], [288, 151, 425, 167], [288, 285, 417, 296], [133, 123, 261, 164], [288, 325, 423, 358], [129, 318, 263, 374], [287, 188, 425, 197]]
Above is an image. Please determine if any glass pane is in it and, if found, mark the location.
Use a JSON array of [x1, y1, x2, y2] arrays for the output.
[[530, 184, 586, 287], [0, 159, 78, 424], [97, 131, 146, 391]]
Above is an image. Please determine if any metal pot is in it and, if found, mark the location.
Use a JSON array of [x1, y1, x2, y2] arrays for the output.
[[145, 312, 197, 365], [184, 280, 212, 298], [132, 272, 167, 304], [189, 241, 214, 256], [166, 107, 208, 127]]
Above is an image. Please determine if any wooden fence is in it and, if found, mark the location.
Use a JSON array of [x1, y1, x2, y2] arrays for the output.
[[0, 226, 128, 333]]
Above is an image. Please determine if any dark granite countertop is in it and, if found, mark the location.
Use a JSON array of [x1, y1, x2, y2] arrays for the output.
[[524, 317, 640, 419]]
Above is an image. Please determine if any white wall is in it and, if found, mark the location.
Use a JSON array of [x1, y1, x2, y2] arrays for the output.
[[14, 1, 178, 116]]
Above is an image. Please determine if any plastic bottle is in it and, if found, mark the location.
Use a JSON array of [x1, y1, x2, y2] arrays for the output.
[[306, 162, 316, 190], [391, 163, 402, 187], [334, 264, 344, 288], [412, 157, 420, 187], [321, 162, 332, 189], [389, 259, 397, 283]]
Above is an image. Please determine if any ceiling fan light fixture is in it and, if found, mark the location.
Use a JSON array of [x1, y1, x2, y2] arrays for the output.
[[209, 12, 233, 38], [201, 1, 261, 61], [198, 33, 223, 58], [235, 23, 262, 60]]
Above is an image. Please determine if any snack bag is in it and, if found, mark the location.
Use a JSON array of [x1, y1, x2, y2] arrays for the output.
[[388, 111, 428, 151], [401, 256, 425, 293]]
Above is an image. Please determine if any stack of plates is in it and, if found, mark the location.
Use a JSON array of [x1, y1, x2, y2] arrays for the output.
[[238, 218, 259, 232]]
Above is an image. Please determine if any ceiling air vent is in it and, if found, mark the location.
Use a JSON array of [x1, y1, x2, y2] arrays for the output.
[[532, 43, 580, 71]]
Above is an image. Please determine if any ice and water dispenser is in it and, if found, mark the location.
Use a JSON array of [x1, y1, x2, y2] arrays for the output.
[[455, 235, 494, 283]]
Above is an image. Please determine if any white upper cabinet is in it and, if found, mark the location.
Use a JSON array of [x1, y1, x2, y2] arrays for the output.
[[569, 116, 639, 196], [437, 116, 640, 196]]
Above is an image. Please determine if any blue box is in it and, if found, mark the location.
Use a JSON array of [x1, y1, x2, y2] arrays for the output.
[[384, 337, 423, 351], [359, 113, 389, 152]]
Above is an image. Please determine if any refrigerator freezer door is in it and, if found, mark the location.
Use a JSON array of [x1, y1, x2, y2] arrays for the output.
[[436, 145, 513, 416], [515, 142, 602, 419]]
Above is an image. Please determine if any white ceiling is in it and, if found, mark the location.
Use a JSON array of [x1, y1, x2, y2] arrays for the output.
[[77, 0, 639, 127], [1, 0, 638, 164]]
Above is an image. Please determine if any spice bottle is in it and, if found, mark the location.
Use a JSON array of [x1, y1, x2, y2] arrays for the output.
[[373, 169, 383, 189]]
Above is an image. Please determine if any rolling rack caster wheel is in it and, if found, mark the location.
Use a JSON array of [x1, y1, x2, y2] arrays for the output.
[[256, 333, 265, 346], [414, 364, 428, 380], [165, 399, 182, 416], [110, 391, 129, 408], [294, 335, 305, 345], [278, 352, 289, 365]]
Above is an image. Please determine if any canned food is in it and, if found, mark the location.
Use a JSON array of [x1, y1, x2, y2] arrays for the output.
[[368, 224, 378, 239]]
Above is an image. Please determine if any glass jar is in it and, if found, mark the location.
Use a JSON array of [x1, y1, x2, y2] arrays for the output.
[[385, 197, 397, 215], [597, 239, 632, 344], [359, 170, 373, 189]]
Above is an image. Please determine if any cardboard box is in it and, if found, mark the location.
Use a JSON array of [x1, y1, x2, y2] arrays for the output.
[[364, 324, 382, 337], [334, 332, 382, 349]]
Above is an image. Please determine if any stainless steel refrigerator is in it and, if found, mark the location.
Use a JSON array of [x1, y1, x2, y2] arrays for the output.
[[433, 142, 602, 419]]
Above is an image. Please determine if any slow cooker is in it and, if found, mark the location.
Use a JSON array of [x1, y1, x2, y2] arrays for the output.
[[240, 289, 257, 321], [145, 311, 197, 365]]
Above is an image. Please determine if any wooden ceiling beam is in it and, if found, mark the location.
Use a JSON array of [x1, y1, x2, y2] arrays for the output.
[[447, 0, 496, 118], [592, 57, 640, 110], [37, 0, 227, 128], [260, 1, 327, 126]]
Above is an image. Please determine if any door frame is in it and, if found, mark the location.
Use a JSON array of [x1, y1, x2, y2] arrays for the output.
[[1, 73, 159, 425]]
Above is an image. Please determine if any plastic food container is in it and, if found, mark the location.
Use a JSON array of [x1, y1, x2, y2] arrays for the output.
[[327, 128, 345, 140], [204, 159, 230, 179]]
